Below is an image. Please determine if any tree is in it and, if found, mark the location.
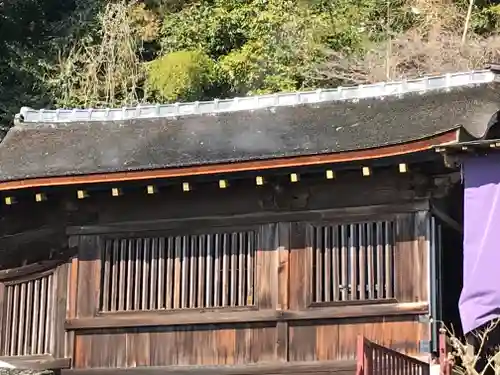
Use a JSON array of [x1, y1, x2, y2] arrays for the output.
[[1, 0, 500, 128]]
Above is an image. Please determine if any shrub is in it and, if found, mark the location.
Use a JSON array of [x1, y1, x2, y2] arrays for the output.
[[146, 50, 220, 102]]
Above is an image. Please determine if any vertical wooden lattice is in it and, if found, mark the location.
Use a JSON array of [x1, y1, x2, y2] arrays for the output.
[[312, 221, 396, 303], [100, 230, 257, 311], [2, 272, 54, 355]]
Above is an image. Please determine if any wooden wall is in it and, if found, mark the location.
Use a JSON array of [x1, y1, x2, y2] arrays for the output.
[[0, 170, 436, 372], [67, 212, 430, 370]]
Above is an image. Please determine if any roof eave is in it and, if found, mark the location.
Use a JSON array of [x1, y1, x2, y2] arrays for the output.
[[0, 130, 459, 192]]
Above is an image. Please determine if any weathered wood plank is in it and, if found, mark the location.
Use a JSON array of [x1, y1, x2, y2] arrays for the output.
[[276, 223, 290, 362], [349, 224, 358, 301], [181, 236, 189, 309], [358, 225, 366, 300], [17, 282, 26, 354], [142, 238, 151, 310], [111, 240, 119, 312], [206, 235, 214, 308], [222, 234, 229, 307], [119, 239, 127, 311], [31, 278, 41, 354], [255, 224, 277, 310], [65, 302, 428, 330], [189, 236, 197, 309], [0, 260, 64, 282], [134, 239, 142, 311], [0, 283, 5, 355], [290, 316, 425, 362], [340, 225, 348, 301], [54, 263, 69, 358], [68, 195, 430, 236], [166, 237, 174, 309], [125, 240, 133, 311], [394, 214, 418, 302], [126, 329, 150, 367], [198, 235, 206, 309], [415, 211, 429, 302], [63, 359, 357, 375], [289, 223, 307, 310], [76, 236, 101, 318], [230, 233, 238, 307]]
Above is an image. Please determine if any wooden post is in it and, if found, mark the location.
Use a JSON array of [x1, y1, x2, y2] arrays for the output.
[[356, 335, 366, 375], [276, 223, 290, 362], [439, 329, 452, 375]]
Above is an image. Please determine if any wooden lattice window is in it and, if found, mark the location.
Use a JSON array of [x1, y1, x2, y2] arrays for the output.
[[1, 271, 55, 356], [311, 220, 396, 303], [100, 230, 257, 312]]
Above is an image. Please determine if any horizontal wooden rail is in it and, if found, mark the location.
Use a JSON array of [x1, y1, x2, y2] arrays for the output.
[[0, 260, 63, 281], [62, 359, 357, 375], [0, 227, 64, 247], [65, 302, 428, 330], [67, 200, 430, 236]]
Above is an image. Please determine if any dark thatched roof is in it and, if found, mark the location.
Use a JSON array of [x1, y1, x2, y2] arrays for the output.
[[0, 71, 499, 183]]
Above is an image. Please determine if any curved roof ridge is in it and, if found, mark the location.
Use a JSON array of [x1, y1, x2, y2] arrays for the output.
[[15, 69, 496, 124]]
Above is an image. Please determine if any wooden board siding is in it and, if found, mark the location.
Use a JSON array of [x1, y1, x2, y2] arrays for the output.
[[289, 316, 427, 362], [72, 316, 427, 368], [65, 209, 431, 370], [74, 323, 277, 368], [0, 169, 442, 372]]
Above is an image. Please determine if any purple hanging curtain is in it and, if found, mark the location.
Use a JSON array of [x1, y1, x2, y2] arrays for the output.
[[459, 154, 500, 334]]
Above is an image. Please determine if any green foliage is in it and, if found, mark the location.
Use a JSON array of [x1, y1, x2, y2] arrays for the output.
[[1, 0, 500, 129], [46, 2, 144, 109], [146, 50, 220, 102], [160, 0, 327, 93]]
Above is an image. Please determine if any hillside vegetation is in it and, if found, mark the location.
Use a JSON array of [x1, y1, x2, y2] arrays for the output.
[[1, 0, 500, 127]]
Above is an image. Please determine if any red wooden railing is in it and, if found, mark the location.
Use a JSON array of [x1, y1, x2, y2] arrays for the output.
[[439, 329, 453, 375], [356, 335, 430, 375]]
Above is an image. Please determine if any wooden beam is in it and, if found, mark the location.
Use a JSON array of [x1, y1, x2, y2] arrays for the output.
[[146, 185, 157, 194], [111, 188, 122, 197], [62, 360, 357, 375], [4, 196, 15, 205], [77, 190, 88, 199], [430, 204, 463, 234], [325, 170, 336, 179], [64, 301, 428, 330], [0, 227, 63, 247], [66, 200, 430, 236], [35, 193, 47, 202], [0, 260, 64, 281], [0, 131, 457, 191]]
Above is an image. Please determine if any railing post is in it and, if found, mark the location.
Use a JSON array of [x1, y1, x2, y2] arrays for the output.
[[439, 329, 451, 375], [357, 335, 365, 375]]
